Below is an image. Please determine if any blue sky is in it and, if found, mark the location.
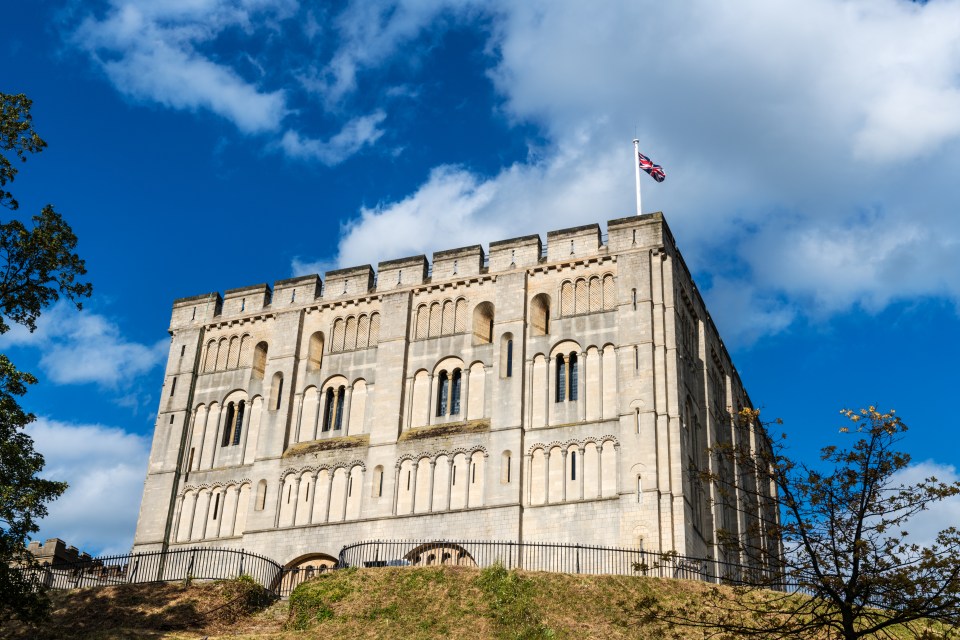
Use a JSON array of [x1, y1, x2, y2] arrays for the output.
[[2, 0, 959, 556]]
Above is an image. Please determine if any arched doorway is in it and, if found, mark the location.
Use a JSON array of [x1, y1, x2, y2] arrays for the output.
[[404, 542, 476, 567], [279, 552, 338, 595]]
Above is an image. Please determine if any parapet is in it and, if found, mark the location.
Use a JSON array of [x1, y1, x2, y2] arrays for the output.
[[546, 224, 602, 262], [223, 284, 271, 316], [378, 255, 428, 290], [174, 213, 675, 322], [432, 245, 484, 280], [489, 234, 541, 271], [324, 265, 374, 299], [273, 275, 321, 308]]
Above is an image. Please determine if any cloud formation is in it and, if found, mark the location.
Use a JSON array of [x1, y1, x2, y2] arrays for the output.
[[70, 0, 383, 163], [890, 460, 960, 550], [300, 0, 960, 344], [29, 417, 151, 556], [0, 303, 167, 389]]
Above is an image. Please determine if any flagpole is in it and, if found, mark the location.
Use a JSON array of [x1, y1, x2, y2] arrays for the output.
[[632, 138, 642, 216]]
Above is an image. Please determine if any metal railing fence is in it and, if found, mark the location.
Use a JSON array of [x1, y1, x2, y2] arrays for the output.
[[23, 546, 283, 595], [337, 539, 789, 588]]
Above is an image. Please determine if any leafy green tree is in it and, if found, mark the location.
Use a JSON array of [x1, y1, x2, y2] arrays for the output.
[[651, 407, 960, 639], [0, 92, 91, 622]]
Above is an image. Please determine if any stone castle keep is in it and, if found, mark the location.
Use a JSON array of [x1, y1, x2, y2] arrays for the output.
[[133, 212, 779, 571]]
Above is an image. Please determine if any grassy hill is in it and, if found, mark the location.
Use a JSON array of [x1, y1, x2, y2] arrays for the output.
[[0, 565, 946, 639]]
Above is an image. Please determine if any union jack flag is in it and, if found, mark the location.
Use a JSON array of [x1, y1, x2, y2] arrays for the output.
[[638, 151, 665, 183]]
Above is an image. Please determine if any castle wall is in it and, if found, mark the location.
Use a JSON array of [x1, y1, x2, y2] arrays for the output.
[[132, 213, 775, 569]]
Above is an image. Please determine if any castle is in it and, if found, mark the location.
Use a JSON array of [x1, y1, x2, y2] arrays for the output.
[[132, 212, 779, 573]]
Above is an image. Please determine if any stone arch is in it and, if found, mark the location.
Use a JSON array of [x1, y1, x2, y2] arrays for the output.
[[347, 378, 367, 436], [531, 293, 550, 336], [405, 543, 476, 567], [410, 368, 431, 429], [500, 333, 514, 378], [280, 553, 338, 594], [252, 341, 268, 379], [560, 280, 574, 316], [472, 301, 494, 344], [269, 371, 284, 410], [307, 331, 324, 371], [415, 304, 429, 339]]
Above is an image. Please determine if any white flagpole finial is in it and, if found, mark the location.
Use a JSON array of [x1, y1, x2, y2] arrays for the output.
[[633, 139, 642, 216]]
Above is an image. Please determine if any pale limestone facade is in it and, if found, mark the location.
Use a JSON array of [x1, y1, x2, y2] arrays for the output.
[[132, 213, 777, 570]]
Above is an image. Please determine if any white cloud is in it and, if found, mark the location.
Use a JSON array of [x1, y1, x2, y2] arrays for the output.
[[28, 417, 151, 557], [73, 0, 295, 133], [69, 0, 389, 164], [280, 110, 387, 164], [0, 303, 167, 389], [890, 460, 960, 550], [295, 0, 960, 344]]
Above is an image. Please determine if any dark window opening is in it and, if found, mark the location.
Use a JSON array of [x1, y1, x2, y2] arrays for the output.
[[571, 451, 577, 480], [506, 340, 513, 377], [437, 371, 449, 416], [169, 377, 177, 397], [451, 369, 462, 415]]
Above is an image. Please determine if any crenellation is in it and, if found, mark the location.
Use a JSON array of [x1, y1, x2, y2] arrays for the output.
[[134, 213, 779, 574], [546, 223, 602, 262], [324, 265, 375, 299], [273, 275, 321, 308], [222, 284, 271, 316], [488, 234, 541, 271], [432, 245, 484, 280], [377, 255, 428, 290]]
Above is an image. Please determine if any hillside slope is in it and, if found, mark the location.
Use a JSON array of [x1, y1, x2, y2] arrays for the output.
[[0, 566, 941, 639]]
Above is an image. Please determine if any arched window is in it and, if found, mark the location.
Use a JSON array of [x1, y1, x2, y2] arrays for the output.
[[429, 303, 441, 337], [570, 450, 577, 480], [372, 465, 384, 497], [500, 333, 514, 378], [501, 451, 512, 484], [252, 342, 268, 379], [332, 318, 345, 351], [222, 400, 246, 446], [356, 315, 369, 349], [204, 340, 217, 372], [569, 352, 578, 401], [436, 371, 449, 417], [555, 352, 578, 403], [270, 371, 283, 410], [345, 316, 358, 350], [334, 386, 345, 430], [574, 279, 588, 314], [441, 300, 455, 334], [560, 281, 573, 316], [556, 354, 566, 402], [603, 274, 616, 309], [369, 312, 380, 345], [232, 400, 245, 445], [255, 479, 267, 511], [221, 402, 235, 446], [451, 369, 462, 415], [307, 332, 324, 371], [322, 388, 335, 432], [472, 302, 494, 344], [531, 293, 550, 336], [589, 276, 602, 312], [415, 305, 428, 339]]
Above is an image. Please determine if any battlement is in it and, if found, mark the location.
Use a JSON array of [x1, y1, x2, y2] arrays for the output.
[[169, 213, 670, 327], [26, 537, 92, 566]]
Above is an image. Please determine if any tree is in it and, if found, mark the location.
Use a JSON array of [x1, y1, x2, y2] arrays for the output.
[[0, 92, 91, 622], [650, 407, 960, 639]]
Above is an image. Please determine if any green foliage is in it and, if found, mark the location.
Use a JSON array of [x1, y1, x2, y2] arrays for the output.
[[0, 94, 46, 212], [655, 406, 960, 640], [0, 91, 90, 624], [0, 205, 93, 335], [286, 572, 354, 630], [475, 563, 554, 639]]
